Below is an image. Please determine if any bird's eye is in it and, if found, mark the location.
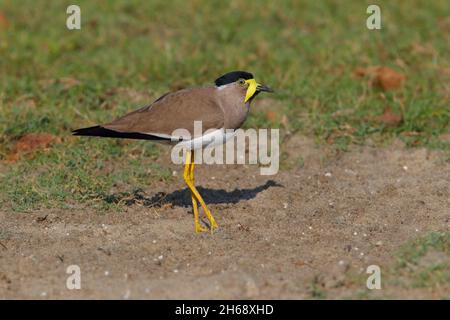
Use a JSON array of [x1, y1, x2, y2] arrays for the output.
[[238, 79, 246, 85]]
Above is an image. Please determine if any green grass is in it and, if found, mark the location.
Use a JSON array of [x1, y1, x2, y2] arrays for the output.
[[1, 139, 170, 211], [374, 231, 450, 299], [340, 231, 450, 299], [0, 0, 449, 210], [395, 231, 450, 292], [396, 231, 450, 266], [393, 231, 450, 292]]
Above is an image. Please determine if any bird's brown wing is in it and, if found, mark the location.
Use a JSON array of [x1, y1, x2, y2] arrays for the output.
[[103, 87, 224, 139]]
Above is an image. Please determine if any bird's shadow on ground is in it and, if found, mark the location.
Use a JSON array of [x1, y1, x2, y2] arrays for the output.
[[103, 180, 283, 208]]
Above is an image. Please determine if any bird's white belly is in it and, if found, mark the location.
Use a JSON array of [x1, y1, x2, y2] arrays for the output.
[[176, 129, 236, 151]]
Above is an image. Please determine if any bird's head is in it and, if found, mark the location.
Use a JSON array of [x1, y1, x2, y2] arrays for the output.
[[214, 71, 273, 103]]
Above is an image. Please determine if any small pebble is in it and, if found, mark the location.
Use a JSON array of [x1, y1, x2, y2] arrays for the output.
[[325, 172, 332, 177], [344, 169, 357, 175]]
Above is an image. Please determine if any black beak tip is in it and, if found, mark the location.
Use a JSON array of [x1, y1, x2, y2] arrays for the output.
[[257, 84, 274, 93]]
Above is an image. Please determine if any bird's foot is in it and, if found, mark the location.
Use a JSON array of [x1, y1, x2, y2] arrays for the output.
[[204, 211, 219, 232], [195, 221, 209, 233]]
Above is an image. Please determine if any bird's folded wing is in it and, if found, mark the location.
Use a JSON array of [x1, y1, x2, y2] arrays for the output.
[[104, 87, 224, 140]]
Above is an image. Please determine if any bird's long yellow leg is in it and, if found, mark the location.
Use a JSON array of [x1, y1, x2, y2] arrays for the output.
[[183, 150, 218, 232], [184, 152, 204, 233], [190, 151, 218, 231], [188, 152, 207, 233]]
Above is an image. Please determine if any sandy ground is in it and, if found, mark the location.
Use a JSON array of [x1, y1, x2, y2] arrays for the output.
[[0, 136, 449, 299]]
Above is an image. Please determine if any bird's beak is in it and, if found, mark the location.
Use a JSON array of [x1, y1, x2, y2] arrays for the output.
[[256, 83, 274, 93], [244, 79, 274, 103]]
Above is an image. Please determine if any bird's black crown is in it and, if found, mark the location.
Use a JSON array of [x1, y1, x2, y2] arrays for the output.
[[214, 71, 253, 86]]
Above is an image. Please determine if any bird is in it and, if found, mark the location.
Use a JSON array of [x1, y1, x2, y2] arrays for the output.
[[73, 71, 273, 233]]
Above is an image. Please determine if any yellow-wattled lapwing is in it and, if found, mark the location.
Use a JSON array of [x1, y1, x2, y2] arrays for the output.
[[73, 71, 273, 233]]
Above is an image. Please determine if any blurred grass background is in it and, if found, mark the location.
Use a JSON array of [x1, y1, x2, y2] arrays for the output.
[[0, 0, 449, 211]]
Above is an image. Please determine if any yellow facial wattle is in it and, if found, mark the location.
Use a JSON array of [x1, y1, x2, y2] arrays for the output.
[[244, 79, 257, 103]]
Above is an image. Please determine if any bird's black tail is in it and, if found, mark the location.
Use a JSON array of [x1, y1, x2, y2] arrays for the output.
[[72, 125, 109, 137], [72, 126, 168, 141]]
